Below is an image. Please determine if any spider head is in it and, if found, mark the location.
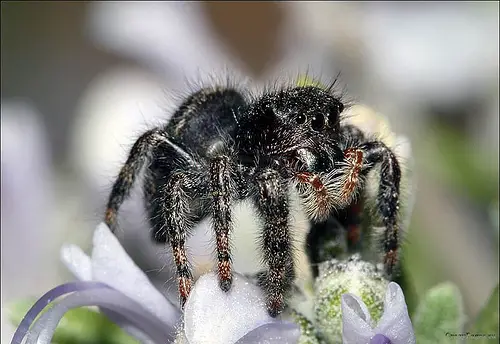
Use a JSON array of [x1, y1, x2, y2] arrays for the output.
[[277, 86, 344, 134], [237, 86, 345, 171]]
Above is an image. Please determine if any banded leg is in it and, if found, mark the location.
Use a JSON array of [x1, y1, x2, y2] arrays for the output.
[[359, 141, 402, 276], [337, 123, 367, 206], [294, 146, 365, 222], [253, 168, 295, 317], [294, 123, 366, 221], [209, 155, 236, 291], [161, 172, 195, 308], [104, 129, 166, 232]]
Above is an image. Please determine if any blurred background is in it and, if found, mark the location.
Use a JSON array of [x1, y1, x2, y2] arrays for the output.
[[1, 2, 498, 342]]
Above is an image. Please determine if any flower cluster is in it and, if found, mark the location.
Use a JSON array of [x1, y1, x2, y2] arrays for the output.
[[11, 223, 301, 344], [10, 222, 416, 344]]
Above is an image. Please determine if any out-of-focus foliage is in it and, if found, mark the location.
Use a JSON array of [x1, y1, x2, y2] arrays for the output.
[[412, 282, 466, 343], [468, 285, 499, 343], [422, 121, 499, 208]]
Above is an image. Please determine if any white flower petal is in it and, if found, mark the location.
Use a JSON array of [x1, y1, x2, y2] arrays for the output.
[[90, 222, 180, 327], [184, 272, 280, 344], [60, 244, 93, 281], [341, 293, 375, 344], [374, 282, 416, 344]]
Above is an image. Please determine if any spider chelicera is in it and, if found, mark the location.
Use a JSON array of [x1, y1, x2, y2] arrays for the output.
[[103, 82, 402, 317]]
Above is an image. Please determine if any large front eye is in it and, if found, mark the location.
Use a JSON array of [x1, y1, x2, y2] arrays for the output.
[[311, 114, 325, 131], [296, 113, 307, 124]]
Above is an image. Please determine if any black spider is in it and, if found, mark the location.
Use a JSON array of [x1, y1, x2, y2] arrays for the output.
[[103, 82, 402, 318]]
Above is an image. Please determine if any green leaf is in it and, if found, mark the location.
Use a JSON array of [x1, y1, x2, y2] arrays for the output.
[[7, 298, 139, 344], [412, 282, 466, 344], [468, 284, 499, 343]]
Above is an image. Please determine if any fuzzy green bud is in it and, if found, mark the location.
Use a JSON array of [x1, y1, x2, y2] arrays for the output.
[[313, 254, 389, 342]]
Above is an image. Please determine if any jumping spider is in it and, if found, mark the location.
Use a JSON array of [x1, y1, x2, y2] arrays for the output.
[[104, 82, 402, 318]]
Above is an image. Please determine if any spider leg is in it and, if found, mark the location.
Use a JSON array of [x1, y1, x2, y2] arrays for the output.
[[337, 127, 402, 277], [253, 168, 295, 317], [142, 138, 203, 307], [160, 171, 197, 308], [209, 155, 237, 291], [104, 128, 168, 232], [358, 141, 402, 277], [334, 123, 368, 207], [306, 124, 402, 278]]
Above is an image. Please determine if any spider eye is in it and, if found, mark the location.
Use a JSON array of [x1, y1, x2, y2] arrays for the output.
[[296, 114, 307, 124], [311, 114, 325, 131]]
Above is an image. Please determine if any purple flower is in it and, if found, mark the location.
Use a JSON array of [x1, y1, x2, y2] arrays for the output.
[[341, 282, 416, 344], [12, 222, 299, 344]]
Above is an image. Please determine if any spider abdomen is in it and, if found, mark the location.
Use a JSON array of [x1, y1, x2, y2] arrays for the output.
[[165, 87, 247, 158]]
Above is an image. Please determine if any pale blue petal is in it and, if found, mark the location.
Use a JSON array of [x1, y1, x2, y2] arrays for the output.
[[341, 293, 375, 344], [23, 288, 175, 344], [90, 222, 181, 326], [374, 282, 416, 344], [60, 244, 93, 281]]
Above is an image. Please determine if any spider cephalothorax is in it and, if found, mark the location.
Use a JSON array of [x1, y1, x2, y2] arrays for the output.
[[104, 82, 403, 317]]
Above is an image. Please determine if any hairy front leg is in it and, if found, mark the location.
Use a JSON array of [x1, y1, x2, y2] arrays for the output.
[[160, 172, 195, 308], [209, 155, 236, 291], [253, 168, 295, 317], [294, 148, 364, 223]]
